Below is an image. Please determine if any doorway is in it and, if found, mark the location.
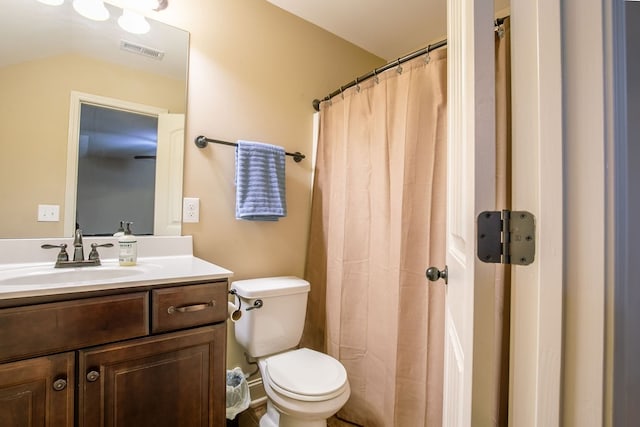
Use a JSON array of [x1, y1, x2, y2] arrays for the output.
[[63, 91, 181, 237], [76, 104, 158, 236]]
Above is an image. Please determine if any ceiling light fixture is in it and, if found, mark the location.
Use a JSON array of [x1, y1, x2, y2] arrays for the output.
[[36, 0, 167, 34], [118, 9, 150, 34], [72, 0, 109, 21]]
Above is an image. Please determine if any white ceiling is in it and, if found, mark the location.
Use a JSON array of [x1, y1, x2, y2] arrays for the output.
[[265, 0, 510, 61], [2, 0, 188, 79]]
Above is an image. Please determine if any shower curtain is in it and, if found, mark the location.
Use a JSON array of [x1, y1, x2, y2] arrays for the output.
[[303, 18, 510, 426]]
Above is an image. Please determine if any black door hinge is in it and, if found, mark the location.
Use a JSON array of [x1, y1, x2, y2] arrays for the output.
[[477, 210, 535, 265]]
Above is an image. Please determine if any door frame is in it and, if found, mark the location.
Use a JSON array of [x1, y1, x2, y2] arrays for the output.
[[507, 0, 564, 425], [506, 0, 618, 425]]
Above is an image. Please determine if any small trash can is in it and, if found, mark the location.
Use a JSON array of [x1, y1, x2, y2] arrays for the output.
[[226, 367, 250, 422]]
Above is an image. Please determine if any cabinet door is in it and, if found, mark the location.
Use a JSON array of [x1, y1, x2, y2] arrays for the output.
[[78, 324, 225, 427], [0, 352, 74, 427]]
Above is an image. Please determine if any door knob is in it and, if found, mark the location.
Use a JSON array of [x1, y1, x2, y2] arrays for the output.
[[426, 265, 448, 284]]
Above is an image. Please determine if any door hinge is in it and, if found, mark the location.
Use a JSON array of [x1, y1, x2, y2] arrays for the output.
[[477, 210, 535, 265]]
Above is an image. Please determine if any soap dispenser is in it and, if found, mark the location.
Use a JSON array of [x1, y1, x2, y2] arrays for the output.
[[118, 222, 137, 266], [113, 220, 125, 237]]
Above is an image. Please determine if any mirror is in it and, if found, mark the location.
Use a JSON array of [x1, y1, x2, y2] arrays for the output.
[[0, 0, 189, 238]]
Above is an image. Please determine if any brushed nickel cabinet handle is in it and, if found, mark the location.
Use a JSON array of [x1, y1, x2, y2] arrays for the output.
[[86, 370, 100, 382], [167, 300, 215, 314], [52, 378, 67, 391]]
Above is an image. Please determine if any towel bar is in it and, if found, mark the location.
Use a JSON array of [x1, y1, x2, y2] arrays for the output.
[[194, 135, 305, 163]]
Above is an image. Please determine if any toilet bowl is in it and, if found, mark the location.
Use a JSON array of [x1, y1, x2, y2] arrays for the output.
[[231, 277, 351, 427], [258, 348, 350, 427]]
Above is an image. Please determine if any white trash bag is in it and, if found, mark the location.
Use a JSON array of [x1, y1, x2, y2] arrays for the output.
[[226, 367, 250, 420]]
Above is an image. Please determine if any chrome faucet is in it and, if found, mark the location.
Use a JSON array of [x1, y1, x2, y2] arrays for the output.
[[73, 229, 85, 262]]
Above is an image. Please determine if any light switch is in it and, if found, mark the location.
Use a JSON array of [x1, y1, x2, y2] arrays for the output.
[[38, 204, 60, 222], [183, 197, 200, 223]]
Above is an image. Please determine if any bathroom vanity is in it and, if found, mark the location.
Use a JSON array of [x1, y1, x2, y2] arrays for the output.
[[0, 236, 232, 427]]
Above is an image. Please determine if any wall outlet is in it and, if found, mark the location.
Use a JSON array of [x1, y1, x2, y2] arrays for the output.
[[183, 197, 200, 223], [38, 204, 60, 222]]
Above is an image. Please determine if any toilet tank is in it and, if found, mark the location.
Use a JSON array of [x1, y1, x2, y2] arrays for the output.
[[232, 276, 310, 358]]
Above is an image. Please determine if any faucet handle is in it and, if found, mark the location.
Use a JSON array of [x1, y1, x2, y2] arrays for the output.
[[41, 244, 69, 262], [88, 243, 114, 261]]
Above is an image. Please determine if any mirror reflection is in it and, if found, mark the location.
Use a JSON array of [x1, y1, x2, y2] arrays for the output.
[[0, 0, 189, 238], [77, 104, 158, 236]]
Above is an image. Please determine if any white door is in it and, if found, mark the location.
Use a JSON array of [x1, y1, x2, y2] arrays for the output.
[[154, 113, 185, 236], [442, 0, 565, 425], [440, 1, 498, 425]]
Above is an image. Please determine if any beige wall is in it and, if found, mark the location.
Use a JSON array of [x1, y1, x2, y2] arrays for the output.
[[146, 0, 384, 370], [0, 54, 184, 237]]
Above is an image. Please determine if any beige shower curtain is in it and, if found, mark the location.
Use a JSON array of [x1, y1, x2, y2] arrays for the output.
[[303, 47, 448, 426], [303, 18, 510, 427]]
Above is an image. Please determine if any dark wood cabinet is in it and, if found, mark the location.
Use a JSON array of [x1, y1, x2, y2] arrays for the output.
[[0, 352, 74, 427], [0, 293, 148, 363], [78, 325, 225, 427], [0, 281, 227, 427], [151, 282, 227, 333]]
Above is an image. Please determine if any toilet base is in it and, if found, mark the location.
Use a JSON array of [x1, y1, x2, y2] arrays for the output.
[[259, 402, 278, 427], [259, 401, 327, 427]]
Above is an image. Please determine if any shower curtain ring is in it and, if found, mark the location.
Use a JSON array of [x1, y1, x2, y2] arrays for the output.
[[340, 86, 344, 99], [396, 58, 403, 74], [355, 77, 361, 92], [373, 69, 379, 84], [425, 45, 431, 64], [494, 20, 505, 38]]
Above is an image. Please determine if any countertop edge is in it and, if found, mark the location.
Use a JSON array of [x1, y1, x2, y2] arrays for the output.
[[0, 255, 234, 303]]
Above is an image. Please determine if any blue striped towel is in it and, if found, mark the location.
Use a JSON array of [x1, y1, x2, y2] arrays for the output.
[[235, 140, 287, 221]]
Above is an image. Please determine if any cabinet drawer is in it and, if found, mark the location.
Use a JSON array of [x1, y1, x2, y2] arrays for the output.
[[151, 282, 226, 333], [0, 293, 148, 363]]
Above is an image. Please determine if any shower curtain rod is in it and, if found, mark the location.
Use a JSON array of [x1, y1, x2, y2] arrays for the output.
[[312, 17, 506, 112]]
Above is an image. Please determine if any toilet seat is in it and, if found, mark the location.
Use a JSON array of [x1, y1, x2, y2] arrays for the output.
[[263, 348, 348, 402]]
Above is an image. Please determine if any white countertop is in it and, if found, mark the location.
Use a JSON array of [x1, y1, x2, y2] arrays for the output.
[[0, 236, 233, 300]]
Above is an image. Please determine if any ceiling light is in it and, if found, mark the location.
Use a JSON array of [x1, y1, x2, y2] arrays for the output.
[[118, 9, 150, 34], [37, 0, 65, 5], [72, 0, 109, 21]]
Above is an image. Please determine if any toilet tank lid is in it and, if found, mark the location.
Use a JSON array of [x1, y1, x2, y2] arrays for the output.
[[231, 276, 310, 298]]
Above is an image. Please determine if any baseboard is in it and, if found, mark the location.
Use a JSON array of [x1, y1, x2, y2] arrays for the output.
[[247, 377, 267, 408]]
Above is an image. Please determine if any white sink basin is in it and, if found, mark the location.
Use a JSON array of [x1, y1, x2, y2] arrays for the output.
[[0, 265, 147, 286], [0, 251, 233, 300]]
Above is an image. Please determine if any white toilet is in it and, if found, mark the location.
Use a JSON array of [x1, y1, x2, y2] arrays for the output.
[[231, 276, 350, 427]]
